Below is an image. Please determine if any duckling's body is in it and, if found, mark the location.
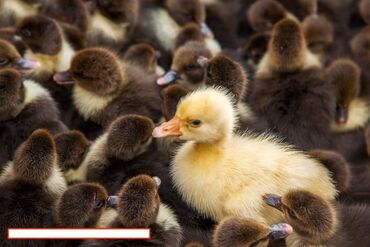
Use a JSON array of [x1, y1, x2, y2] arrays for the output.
[[154, 87, 336, 225]]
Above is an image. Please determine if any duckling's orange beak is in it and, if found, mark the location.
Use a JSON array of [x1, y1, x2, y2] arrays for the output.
[[152, 116, 182, 138]]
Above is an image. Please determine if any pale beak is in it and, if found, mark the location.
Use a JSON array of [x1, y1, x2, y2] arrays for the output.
[[16, 58, 40, 70], [53, 71, 76, 85], [263, 194, 283, 212], [107, 196, 119, 208], [269, 223, 293, 240], [152, 116, 182, 138], [199, 22, 214, 39], [156, 69, 178, 86]]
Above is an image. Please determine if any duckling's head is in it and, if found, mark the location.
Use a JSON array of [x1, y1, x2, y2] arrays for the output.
[[153, 87, 237, 143], [55, 130, 89, 172], [116, 175, 160, 227], [199, 54, 248, 103], [161, 84, 189, 121], [13, 129, 57, 184], [0, 40, 40, 70], [244, 32, 270, 66], [213, 217, 293, 247], [360, 0, 370, 24], [41, 0, 90, 32], [266, 18, 307, 73], [53, 48, 123, 96], [16, 15, 63, 55], [165, 0, 213, 38], [350, 26, 370, 57], [174, 22, 205, 51], [106, 115, 154, 161], [55, 183, 108, 227], [324, 59, 360, 125], [247, 0, 286, 32], [97, 0, 139, 28], [123, 43, 158, 74], [157, 41, 211, 87], [0, 69, 25, 118], [263, 190, 337, 244], [302, 15, 334, 54]]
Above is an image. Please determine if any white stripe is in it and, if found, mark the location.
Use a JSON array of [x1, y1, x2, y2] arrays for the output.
[[8, 229, 150, 239]]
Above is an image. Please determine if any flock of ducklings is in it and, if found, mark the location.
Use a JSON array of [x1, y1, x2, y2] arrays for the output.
[[1, 0, 370, 246]]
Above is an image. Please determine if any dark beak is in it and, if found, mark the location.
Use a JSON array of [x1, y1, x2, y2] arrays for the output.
[[199, 22, 214, 39], [107, 196, 119, 208], [335, 106, 348, 125], [156, 70, 178, 86], [197, 56, 209, 68], [269, 223, 293, 240], [16, 58, 40, 70], [53, 71, 76, 85], [263, 194, 283, 212], [152, 176, 161, 188]]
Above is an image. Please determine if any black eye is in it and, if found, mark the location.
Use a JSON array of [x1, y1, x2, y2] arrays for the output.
[[186, 64, 198, 70], [21, 29, 31, 37], [96, 200, 105, 209], [0, 58, 8, 66], [190, 119, 202, 127], [287, 208, 297, 219]]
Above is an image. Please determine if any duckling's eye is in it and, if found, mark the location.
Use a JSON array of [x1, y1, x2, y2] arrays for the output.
[[186, 64, 198, 70], [96, 200, 105, 209], [190, 119, 202, 127], [0, 58, 8, 66], [21, 29, 31, 37], [287, 208, 297, 219]]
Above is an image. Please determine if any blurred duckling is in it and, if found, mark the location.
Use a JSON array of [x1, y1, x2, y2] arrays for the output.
[[0, 0, 43, 27], [153, 87, 337, 225]]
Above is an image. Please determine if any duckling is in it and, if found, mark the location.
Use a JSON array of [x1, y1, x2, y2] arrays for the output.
[[247, 0, 290, 33], [359, 0, 370, 25], [54, 130, 90, 183], [243, 32, 270, 69], [0, 129, 66, 247], [0, 69, 67, 168], [55, 182, 108, 227], [0, 39, 40, 71], [264, 190, 370, 247], [251, 18, 335, 150], [123, 43, 163, 75], [153, 87, 337, 225], [0, 27, 28, 56], [0, 0, 42, 27], [174, 22, 205, 51], [54, 48, 162, 127], [157, 41, 212, 89], [82, 175, 182, 247], [213, 217, 292, 247], [86, 0, 139, 51]]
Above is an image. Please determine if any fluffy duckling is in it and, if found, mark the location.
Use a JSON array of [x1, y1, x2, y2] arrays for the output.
[[86, 0, 139, 51], [247, 0, 290, 33], [243, 32, 270, 69], [0, 129, 66, 246], [54, 130, 90, 182], [153, 87, 337, 225], [123, 43, 163, 75], [55, 183, 108, 227], [264, 190, 370, 247], [0, 39, 40, 71], [0, 0, 42, 27], [157, 41, 212, 88], [251, 18, 335, 150], [0, 69, 67, 168], [213, 217, 292, 247], [82, 175, 182, 247], [54, 48, 162, 127], [360, 0, 370, 25]]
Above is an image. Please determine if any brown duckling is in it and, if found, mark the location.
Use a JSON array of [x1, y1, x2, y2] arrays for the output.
[[55, 182, 108, 227], [82, 175, 182, 247], [123, 43, 163, 75], [157, 41, 212, 89], [213, 217, 292, 247], [54, 130, 90, 182], [0, 27, 28, 56], [243, 32, 270, 69], [264, 190, 370, 247], [161, 84, 190, 121], [0, 39, 40, 71], [0, 129, 67, 247], [54, 47, 162, 127], [250, 18, 335, 150], [174, 22, 205, 51], [0, 69, 67, 168], [86, 0, 139, 51]]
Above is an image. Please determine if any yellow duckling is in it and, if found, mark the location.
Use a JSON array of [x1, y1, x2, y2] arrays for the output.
[[153, 87, 337, 225]]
